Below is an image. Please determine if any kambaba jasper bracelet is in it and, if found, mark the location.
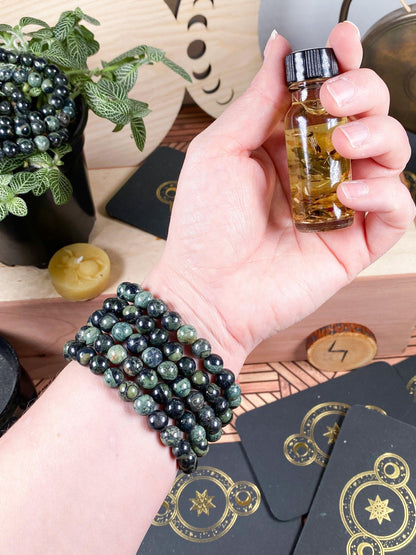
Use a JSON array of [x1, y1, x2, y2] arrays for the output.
[[63, 282, 241, 474]]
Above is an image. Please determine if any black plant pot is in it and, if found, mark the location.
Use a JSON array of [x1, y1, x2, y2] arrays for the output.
[[0, 97, 95, 268]]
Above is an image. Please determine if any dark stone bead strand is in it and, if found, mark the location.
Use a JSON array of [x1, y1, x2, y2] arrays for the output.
[[64, 282, 241, 475]]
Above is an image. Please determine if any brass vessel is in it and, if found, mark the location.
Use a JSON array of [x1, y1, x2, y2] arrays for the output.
[[339, 0, 416, 133]]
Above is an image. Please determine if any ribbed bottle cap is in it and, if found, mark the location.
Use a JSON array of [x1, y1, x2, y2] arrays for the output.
[[285, 47, 339, 85]]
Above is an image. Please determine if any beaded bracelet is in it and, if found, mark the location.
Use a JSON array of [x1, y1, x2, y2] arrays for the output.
[[63, 282, 241, 474]]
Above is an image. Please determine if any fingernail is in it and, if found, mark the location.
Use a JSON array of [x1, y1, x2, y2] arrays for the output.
[[344, 20, 361, 39], [326, 76, 356, 106], [338, 121, 369, 148], [264, 29, 278, 58], [339, 180, 369, 199]]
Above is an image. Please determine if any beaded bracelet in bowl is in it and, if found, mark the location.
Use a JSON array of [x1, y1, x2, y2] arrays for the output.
[[63, 282, 241, 474]]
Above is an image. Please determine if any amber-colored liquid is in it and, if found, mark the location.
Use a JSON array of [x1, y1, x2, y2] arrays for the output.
[[285, 113, 353, 232]]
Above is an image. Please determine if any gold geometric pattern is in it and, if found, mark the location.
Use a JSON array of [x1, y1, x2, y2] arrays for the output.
[[365, 495, 394, 525], [340, 453, 416, 554], [152, 466, 261, 543], [190, 489, 216, 517], [323, 422, 341, 444]]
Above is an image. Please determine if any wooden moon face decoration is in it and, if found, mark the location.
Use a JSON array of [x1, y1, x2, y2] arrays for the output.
[[175, 0, 263, 118], [0, 1, 262, 168]]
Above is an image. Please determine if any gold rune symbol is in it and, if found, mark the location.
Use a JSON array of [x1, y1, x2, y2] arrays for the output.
[[323, 422, 340, 444], [365, 495, 394, 525], [189, 489, 216, 517]]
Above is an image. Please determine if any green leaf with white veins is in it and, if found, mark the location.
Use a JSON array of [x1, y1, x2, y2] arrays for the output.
[[0, 175, 13, 189], [19, 17, 49, 28], [163, 57, 192, 82], [78, 25, 100, 56], [0, 204, 8, 221], [28, 28, 54, 40], [0, 184, 11, 201], [8, 196, 28, 217], [27, 152, 53, 168], [47, 41, 77, 68], [53, 144, 72, 158], [54, 12, 76, 40], [10, 172, 37, 194], [114, 63, 138, 92], [130, 117, 146, 151], [31, 169, 50, 196], [96, 79, 127, 101], [66, 31, 88, 68], [74, 8, 100, 26], [0, 156, 26, 173], [95, 99, 131, 125], [84, 81, 130, 125], [128, 98, 150, 118], [48, 169, 73, 205]]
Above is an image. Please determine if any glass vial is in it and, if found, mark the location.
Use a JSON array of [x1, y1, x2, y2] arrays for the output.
[[284, 48, 354, 232]]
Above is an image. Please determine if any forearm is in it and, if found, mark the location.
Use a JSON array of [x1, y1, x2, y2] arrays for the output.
[[0, 271, 246, 554], [0, 360, 176, 554]]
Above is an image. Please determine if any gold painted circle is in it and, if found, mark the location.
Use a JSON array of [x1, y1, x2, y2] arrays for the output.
[[301, 402, 350, 466], [152, 493, 177, 526], [375, 454, 409, 488], [347, 533, 383, 555], [340, 457, 416, 552], [284, 434, 317, 466], [156, 180, 177, 209], [168, 466, 237, 543], [227, 481, 261, 516], [349, 481, 409, 542]]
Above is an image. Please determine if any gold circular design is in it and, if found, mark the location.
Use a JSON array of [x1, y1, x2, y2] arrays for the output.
[[347, 533, 383, 555], [303, 404, 349, 466], [340, 453, 416, 553], [406, 376, 416, 400], [284, 403, 387, 468], [284, 402, 350, 467], [365, 406, 387, 416], [228, 481, 261, 516], [152, 493, 177, 526], [156, 180, 177, 211], [383, 463, 400, 481], [235, 491, 250, 506], [152, 466, 260, 543], [375, 454, 409, 488], [284, 434, 317, 466]]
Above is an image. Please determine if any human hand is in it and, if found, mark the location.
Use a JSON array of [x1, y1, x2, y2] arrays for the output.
[[144, 22, 415, 371]]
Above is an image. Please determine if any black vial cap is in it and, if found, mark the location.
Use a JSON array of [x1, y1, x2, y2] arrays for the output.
[[285, 47, 339, 85]]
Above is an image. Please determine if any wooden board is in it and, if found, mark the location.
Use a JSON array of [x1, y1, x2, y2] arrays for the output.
[[0, 0, 262, 169]]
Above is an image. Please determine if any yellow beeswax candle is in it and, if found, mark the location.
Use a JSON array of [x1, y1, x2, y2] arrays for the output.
[[48, 243, 111, 301]]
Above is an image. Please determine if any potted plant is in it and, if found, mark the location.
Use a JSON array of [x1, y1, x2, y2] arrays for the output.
[[0, 7, 190, 267]]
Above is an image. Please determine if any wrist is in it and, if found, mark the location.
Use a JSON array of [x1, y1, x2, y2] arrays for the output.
[[143, 262, 248, 378]]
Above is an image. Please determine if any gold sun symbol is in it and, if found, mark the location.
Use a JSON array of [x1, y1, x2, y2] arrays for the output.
[[365, 494, 394, 525], [323, 422, 340, 444], [189, 489, 216, 517]]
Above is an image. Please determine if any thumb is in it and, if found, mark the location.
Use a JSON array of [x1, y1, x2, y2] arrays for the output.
[[202, 31, 292, 154]]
